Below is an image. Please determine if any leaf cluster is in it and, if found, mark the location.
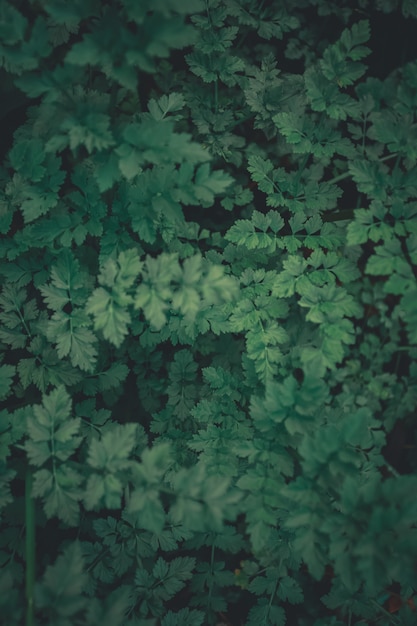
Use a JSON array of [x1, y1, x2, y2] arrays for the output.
[[1, 1, 417, 625]]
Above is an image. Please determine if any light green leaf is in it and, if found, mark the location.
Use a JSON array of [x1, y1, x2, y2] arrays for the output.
[[87, 423, 137, 473], [86, 287, 131, 347]]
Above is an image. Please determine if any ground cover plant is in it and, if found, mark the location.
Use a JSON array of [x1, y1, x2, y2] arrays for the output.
[[1, 0, 417, 624]]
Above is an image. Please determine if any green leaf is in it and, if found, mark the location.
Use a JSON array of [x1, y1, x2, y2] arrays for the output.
[[119, 118, 210, 168], [0, 3, 27, 46], [84, 588, 132, 626], [134, 254, 180, 330], [186, 51, 245, 86], [37, 543, 88, 617], [9, 138, 46, 182], [247, 155, 275, 194], [152, 556, 195, 599], [32, 465, 83, 525], [321, 20, 370, 87], [247, 599, 286, 626], [148, 92, 186, 120], [63, 112, 115, 153], [161, 608, 204, 626], [93, 151, 121, 191], [85, 424, 138, 510], [0, 365, 15, 399], [83, 362, 129, 395], [369, 111, 417, 159], [365, 238, 402, 275], [225, 210, 285, 252], [25, 386, 81, 467], [7, 159, 65, 223], [128, 488, 166, 532], [193, 163, 233, 204], [277, 575, 304, 603], [87, 423, 137, 473], [201, 262, 239, 305], [46, 311, 97, 372], [171, 462, 240, 532], [40, 249, 84, 309], [86, 287, 131, 347], [348, 159, 389, 199], [305, 67, 359, 120], [402, 287, 417, 344], [245, 321, 287, 382], [274, 111, 312, 152]]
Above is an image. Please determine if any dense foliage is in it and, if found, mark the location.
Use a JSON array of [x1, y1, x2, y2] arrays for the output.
[[1, 1, 417, 624]]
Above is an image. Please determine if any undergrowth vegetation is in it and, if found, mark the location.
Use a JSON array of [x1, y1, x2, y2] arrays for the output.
[[1, 1, 417, 624]]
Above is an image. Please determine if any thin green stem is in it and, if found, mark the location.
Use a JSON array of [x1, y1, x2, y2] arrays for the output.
[[206, 541, 215, 616], [294, 153, 310, 193], [85, 546, 111, 573], [371, 599, 401, 624], [399, 235, 417, 280], [361, 112, 368, 154], [326, 170, 353, 185], [385, 462, 401, 478], [79, 416, 102, 433], [205, 0, 213, 26], [265, 579, 278, 624], [225, 111, 255, 131], [392, 153, 402, 178], [214, 78, 218, 114], [25, 470, 35, 626], [394, 352, 402, 376], [325, 152, 399, 186], [233, 1, 260, 52], [225, 93, 300, 134], [14, 305, 32, 340], [257, 0, 266, 14], [323, 209, 354, 222]]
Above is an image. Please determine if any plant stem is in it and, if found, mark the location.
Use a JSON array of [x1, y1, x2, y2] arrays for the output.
[[371, 598, 401, 624], [323, 209, 354, 222], [265, 579, 278, 624], [294, 153, 310, 193], [206, 541, 215, 616], [385, 462, 401, 477], [14, 303, 32, 340], [226, 111, 255, 131], [214, 78, 218, 114], [325, 152, 399, 186], [25, 470, 35, 626], [399, 236, 417, 280], [205, 0, 212, 25]]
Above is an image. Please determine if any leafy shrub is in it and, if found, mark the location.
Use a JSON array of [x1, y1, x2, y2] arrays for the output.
[[1, 1, 417, 625]]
